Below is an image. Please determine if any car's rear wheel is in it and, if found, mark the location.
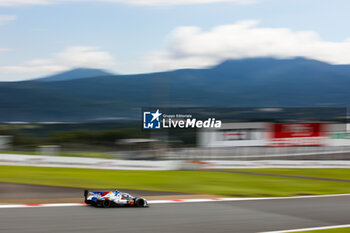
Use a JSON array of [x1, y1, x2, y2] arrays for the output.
[[102, 199, 111, 208]]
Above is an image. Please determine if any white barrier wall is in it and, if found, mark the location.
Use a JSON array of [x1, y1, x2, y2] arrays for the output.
[[203, 160, 350, 168], [1, 154, 350, 169], [0, 154, 182, 170]]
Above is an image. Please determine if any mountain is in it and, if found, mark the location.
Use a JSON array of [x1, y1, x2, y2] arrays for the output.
[[0, 57, 350, 121], [35, 68, 114, 82]]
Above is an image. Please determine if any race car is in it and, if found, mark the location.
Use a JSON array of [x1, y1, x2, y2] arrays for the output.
[[84, 189, 149, 208]]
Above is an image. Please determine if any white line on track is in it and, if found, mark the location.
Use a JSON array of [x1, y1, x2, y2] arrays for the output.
[[261, 224, 350, 233], [0, 193, 349, 209]]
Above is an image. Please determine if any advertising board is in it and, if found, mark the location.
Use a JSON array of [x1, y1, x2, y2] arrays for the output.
[[268, 123, 326, 147]]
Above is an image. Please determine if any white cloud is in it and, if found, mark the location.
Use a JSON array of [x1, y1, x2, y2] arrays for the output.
[[0, 0, 257, 6], [54, 46, 116, 68], [0, 0, 50, 6], [0, 15, 16, 25], [149, 20, 350, 71], [0, 46, 117, 80]]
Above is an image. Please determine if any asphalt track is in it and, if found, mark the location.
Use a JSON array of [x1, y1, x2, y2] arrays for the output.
[[1, 195, 349, 233]]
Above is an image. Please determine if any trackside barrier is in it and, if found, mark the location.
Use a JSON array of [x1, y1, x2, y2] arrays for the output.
[[202, 160, 350, 168], [162, 146, 350, 160], [0, 154, 181, 170], [1, 154, 350, 169]]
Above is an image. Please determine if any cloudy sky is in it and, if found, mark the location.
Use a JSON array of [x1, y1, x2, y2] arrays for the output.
[[0, 0, 349, 81]]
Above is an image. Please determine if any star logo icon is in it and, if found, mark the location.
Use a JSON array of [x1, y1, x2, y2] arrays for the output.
[[150, 109, 162, 122], [143, 109, 162, 129]]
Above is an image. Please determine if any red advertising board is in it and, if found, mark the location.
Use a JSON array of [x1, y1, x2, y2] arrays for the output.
[[268, 123, 326, 147]]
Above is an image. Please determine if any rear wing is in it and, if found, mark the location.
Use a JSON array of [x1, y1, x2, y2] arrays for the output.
[[84, 190, 89, 200]]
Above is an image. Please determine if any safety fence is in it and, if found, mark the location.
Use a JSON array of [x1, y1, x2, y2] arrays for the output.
[[1, 154, 350, 170]]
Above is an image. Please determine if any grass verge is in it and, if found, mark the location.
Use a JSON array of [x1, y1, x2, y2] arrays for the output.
[[0, 166, 349, 197], [225, 168, 350, 180], [298, 227, 350, 232]]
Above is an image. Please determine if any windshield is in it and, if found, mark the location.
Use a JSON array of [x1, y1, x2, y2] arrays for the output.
[[121, 193, 132, 199]]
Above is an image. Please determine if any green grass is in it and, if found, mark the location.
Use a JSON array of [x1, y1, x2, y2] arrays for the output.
[[0, 166, 349, 197], [0, 151, 39, 155], [226, 169, 350, 180], [299, 227, 350, 232]]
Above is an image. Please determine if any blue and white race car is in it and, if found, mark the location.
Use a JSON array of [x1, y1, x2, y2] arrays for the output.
[[84, 189, 149, 208]]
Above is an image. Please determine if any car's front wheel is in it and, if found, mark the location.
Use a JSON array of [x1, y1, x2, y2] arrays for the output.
[[135, 198, 146, 207]]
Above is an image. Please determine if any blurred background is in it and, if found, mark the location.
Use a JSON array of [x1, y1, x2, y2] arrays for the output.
[[1, 1, 350, 232], [0, 107, 349, 162], [0, 0, 350, 194]]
